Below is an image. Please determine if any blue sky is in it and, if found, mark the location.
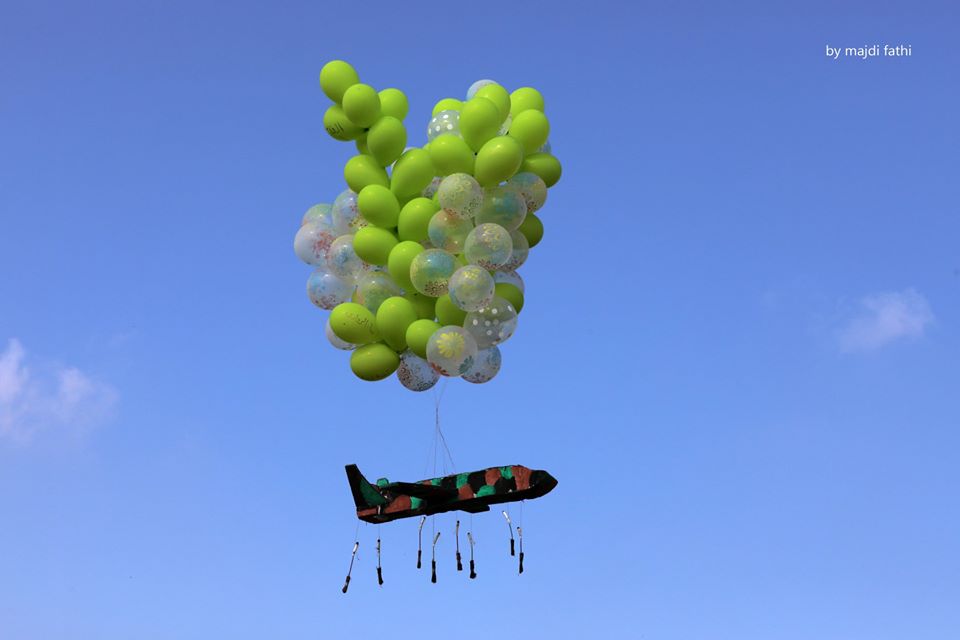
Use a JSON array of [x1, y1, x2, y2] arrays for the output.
[[1, 1, 958, 638]]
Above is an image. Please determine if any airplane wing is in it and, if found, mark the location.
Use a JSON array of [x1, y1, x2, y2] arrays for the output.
[[382, 482, 457, 502]]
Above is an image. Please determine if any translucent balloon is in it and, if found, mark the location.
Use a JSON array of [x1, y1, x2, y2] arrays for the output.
[[464, 223, 512, 269], [427, 109, 460, 142], [464, 296, 518, 349], [493, 269, 524, 293], [326, 318, 358, 351], [301, 203, 332, 226], [497, 113, 512, 137], [294, 219, 337, 266], [426, 326, 478, 377], [409, 248, 457, 297], [536, 140, 552, 154], [326, 234, 366, 280], [428, 209, 473, 253], [396, 350, 439, 391], [307, 268, 355, 310], [422, 176, 443, 199], [331, 189, 366, 233], [467, 79, 497, 100], [475, 185, 527, 231], [507, 172, 547, 214], [354, 271, 402, 313], [462, 346, 501, 384], [448, 265, 495, 312], [503, 229, 530, 271], [437, 173, 483, 219]]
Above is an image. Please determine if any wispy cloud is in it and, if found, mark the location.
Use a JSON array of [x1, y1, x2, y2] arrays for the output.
[[837, 289, 934, 353], [0, 338, 118, 444]]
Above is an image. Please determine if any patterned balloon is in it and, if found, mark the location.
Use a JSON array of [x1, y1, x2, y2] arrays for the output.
[[464, 223, 512, 269], [422, 176, 443, 199], [326, 318, 357, 351], [354, 271, 403, 313], [462, 345, 501, 384], [463, 296, 518, 349], [507, 172, 547, 214], [427, 109, 461, 141], [326, 234, 365, 280], [536, 140, 552, 154], [448, 265, 495, 312], [294, 217, 337, 266], [426, 326, 478, 377], [428, 209, 473, 253], [396, 350, 439, 391], [437, 173, 483, 219], [493, 269, 524, 293], [301, 203, 333, 226], [331, 189, 366, 233], [475, 185, 527, 231], [409, 248, 458, 297], [307, 267, 355, 310], [503, 229, 529, 271]]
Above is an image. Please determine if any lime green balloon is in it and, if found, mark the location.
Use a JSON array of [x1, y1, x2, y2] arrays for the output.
[[330, 302, 379, 345], [474, 136, 524, 187], [358, 185, 400, 228], [397, 197, 439, 242], [405, 319, 441, 359], [367, 116, 407, 167], [459, 97, 502, 151], [319, 60, 359, 103], [435, 294, 467, 326], [353, 226, 398, 265], [494, 283, 524, 313], [390, 148, 435, 200], [387, 241, 424, 290], [474, 84, 511, 122], [355, 133, 369, 155], [508, 110, 550, 154], [405, 292, 437, 320], [509, 87, 545, 117], [350, 343, 400, 381], [342, 83, 381, 128], [344, 155, 389, 193], [378, 88, 408, 120], [376, 296, 418, 351], [432, 98, 463, 116], [428, 134, 475, 176], [520, 153, 562, 187], [323, 105, 363, 141], [518, 211, 544, 247]]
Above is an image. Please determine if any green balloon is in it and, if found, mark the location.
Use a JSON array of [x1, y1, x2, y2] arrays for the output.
[[397, 197, 439, 242], [376, 296, 418, 351], [390, 148, 436, 199], [378, 88, 408, 120], [432, 98, 463, 116], [353, 226, 398, 265], [323, 104, 363, 141], [459, 97, 502, 151], [330, 302, 379, 345], [509, 87, 545, 117], [319, 60, 359, 103], [405, 319, 441, 359], [344, 154, 389, 193], [350, 343, 400, 381], [342, 83, 381, 128], [494, 283, 524, 313], [367, 116, 407, 167], [355, 133, 369, 154], [387, 241, 424, 290], [520, 153, 562, 187], [435, 294, 467, 326], [518, 211, 544, 247], [475, 84, 511, 122], [358, 184, 400, 228], [428, 134, 475, 176], [405, 292, 437, 320], [508, 110, 550, 154], [474, 136, 524, 187]]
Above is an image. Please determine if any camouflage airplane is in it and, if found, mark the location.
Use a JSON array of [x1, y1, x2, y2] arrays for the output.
[[345, 464, 558, 524]]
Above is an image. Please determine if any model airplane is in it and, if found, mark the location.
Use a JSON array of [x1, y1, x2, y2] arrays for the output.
[[345, 463, 558, 523]]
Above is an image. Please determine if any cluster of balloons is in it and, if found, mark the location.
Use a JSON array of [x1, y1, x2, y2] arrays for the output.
[[294, 60, 561, 391]]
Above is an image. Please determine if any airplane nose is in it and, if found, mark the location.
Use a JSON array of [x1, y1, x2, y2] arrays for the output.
[[531, 470, 558, 493]]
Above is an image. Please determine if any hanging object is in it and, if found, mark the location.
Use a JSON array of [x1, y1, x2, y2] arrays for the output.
[[455, 520, 463, 571], [416, 515, 426, 569], [376, 537, 383, 586], [467, 531, 477, 579], [341, 541, 359, 594], [502, 510, 515, 557], [517, 526, 524, 574], [431, 532, 441, 584]]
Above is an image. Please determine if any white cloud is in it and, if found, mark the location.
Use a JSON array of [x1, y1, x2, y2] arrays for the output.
[[0, 339, 118, 444], [837, 289, 934, 353]]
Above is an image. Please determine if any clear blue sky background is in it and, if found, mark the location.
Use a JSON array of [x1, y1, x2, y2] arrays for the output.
[[1, 1, 958, 638]]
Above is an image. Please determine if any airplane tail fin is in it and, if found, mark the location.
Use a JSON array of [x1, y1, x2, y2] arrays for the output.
[[345, 464, 388, 509]]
